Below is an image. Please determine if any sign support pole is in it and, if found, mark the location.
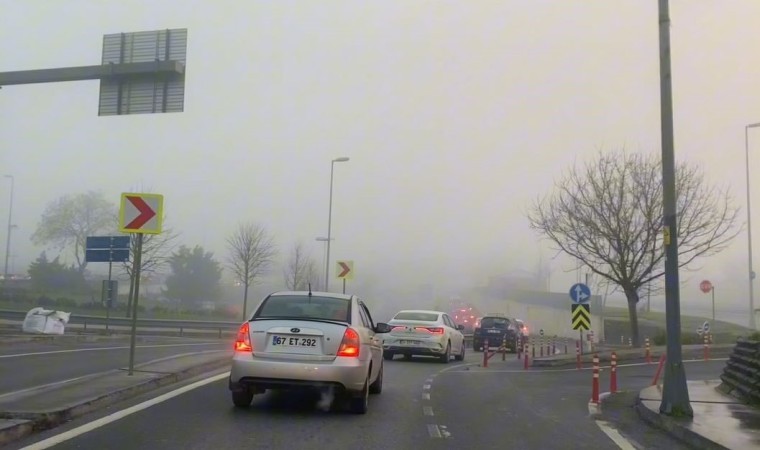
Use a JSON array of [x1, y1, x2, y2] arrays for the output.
[[342, 279, 346, 294], [579, 330, 583, 355], [106, 258, 112, 333], [712, 287, 715, 323], [127, 234, 144, 376]]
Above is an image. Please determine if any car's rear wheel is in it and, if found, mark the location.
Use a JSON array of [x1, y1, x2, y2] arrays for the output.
[[455, 342, 465, 361], [369, 362, 383, 394], [231, 389, 253, 408], [383, 351, 394, 361], [349, 374, 370, 414], [440, 342, 451, 363], [403, 354, 413, 361]]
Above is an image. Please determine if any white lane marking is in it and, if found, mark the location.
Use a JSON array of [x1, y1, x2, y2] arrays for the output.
[[596, 420, 636, 450], [423, 383, 431, 390], [427, 424, 441, 438], [423, 406, 434, 416], [422, 392, 430, 400], [19, 372, 230, 450], [425, 377, 434, 383], [442, 358, 728, 374], [0, 343, 224, 359], [438, 425, 451, 438]]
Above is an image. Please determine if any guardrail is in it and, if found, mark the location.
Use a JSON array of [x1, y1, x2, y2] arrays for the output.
[[1, 309, 477, 342], [0, 309, 240, 338]]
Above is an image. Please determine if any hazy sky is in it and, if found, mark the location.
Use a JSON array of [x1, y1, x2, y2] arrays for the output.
[[2, 1, 760, 320]]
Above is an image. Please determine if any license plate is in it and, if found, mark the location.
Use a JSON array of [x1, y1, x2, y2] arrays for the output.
[[272, 335, 317, 347], [400, 340, 419, 345], [488, 330, 501, 333]]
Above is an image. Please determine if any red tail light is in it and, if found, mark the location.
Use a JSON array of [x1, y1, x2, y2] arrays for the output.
[[337, 327, 361, 357], [391, 326, 406, 332], [415, 327, 444, 334], [234, 322, 253, 352]]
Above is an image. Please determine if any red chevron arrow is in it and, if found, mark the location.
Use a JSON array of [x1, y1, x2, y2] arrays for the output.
[[125, 196, 156, 230], [338, 262, 351, 278]]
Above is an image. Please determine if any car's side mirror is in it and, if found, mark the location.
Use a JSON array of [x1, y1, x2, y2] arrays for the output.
[[375, 322, 392, 333], [456, 324, 465, 331]]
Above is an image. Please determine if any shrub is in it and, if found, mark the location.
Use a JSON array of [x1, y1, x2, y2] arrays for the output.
[[652, 330, 703, 346], [37, 296, 55, 307], [55, 297, 78, 308]]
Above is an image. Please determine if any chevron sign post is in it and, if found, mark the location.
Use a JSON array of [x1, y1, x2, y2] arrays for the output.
[[569, 283, 592, 354]]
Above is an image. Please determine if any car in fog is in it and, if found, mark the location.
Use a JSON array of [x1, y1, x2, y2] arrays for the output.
[[472, 314, 520, 352], [382, 309, 466, 363], [228, 290, 392, 414]]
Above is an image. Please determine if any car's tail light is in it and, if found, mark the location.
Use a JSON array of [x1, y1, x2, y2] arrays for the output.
[[337, 327, 361, 357], [234, 322, 253, 352], [391, 325, 406, 332], [415, 327, 444, 334]]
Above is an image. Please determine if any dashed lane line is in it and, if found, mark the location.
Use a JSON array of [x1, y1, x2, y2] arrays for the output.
[[423, 406, 434, 416]]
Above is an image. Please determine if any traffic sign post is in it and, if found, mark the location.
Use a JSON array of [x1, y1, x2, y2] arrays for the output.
[[86, 236, 131, 332], [336, 260, 354, 294], [700, 280, 716, 323], [569, 283, 592, 352], [119, 192, 164, 376]]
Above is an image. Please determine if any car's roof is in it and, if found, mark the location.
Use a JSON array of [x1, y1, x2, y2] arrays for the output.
[[394, 309, 444, 315], [268, 291, 354, 300]]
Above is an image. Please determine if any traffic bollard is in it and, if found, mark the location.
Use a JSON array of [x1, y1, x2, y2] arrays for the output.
[[610, 351, 618, 394], [645, 337, 652, 364], [523, 341, 530, 370], [651, 353, 667, 386], [591, 353, 600, 404], [564, 340, 568, 355], [628, 337, 632, 347], [502, 336, 507, 361], [703, 333, 710, 361], [517, 336, 522, 360], [483, 339, 489, 368], [576, 340, 582, 370], [532, 337, 536, 358], [540, 336, 544, 357]]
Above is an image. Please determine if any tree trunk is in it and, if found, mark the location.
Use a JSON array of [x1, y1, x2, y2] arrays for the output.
[[242, 282, 249, 322], [624, 288, 641, 347]]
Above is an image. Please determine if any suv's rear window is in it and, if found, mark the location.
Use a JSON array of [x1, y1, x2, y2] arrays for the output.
[[480, 317, 510, 328], [393, 312, 439, 322], [255, 295, 350, 322]]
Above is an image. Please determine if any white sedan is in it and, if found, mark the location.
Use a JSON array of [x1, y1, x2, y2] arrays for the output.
[[382, 310, 465, 363]]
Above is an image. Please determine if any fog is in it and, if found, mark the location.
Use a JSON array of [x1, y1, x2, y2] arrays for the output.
[[2, 1, 760, 325]]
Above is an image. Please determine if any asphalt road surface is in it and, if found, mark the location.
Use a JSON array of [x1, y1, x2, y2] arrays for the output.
[[7, 352, 726, 450], [0, 337, 230, 395]]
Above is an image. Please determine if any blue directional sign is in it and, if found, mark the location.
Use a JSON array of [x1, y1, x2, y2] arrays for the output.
[[85, 236, 131, 263], [569, 283, 591, 304], [86, 236, 131, 250], [86, 249, 130, 263]]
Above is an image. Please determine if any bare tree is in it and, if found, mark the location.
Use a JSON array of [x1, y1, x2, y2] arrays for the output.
[[227, 222, 277, 321], [120, 223, 180, 317], [284, 242, 319, 290], [528, 151, 740, 347], [31, 191, 117, 273]]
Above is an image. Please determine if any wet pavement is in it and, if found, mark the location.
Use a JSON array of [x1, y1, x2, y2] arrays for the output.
[[638, 380, 760, 449]]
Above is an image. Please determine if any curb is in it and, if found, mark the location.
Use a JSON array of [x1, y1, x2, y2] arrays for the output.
[[634, 395, 729, 450], [530, 347, 734, 368], [0, 354, 231, 446]]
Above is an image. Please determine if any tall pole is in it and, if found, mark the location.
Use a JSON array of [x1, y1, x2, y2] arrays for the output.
[[128, 233, 144, 376], [3, 175, 14, 282], [325, 157, 349, 291], [658, 0, 692, 417], [745, 123, 760, 330]]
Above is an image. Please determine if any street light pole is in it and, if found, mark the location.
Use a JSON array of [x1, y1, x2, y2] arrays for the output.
[[745, 122, 760, 330], [325, 157, 349, 291], [315, 237, 332, 290], [3, 175, 14, 282]]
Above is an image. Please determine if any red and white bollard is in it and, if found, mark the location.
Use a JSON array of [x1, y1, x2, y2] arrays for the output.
[[591, 353, 600, 404], [610, 351, 618, 394], [703, 333, 710, 361], [517, 336, 522, 360], [523, 340, 530, 370], [651, 353, 667, 386], [483, 339, 490, 368], [576, 340, 582, 370], [552, 338, 556, 355], [532, 337, 536, 358], [540, 336, 544, 357], [564, 339, 568, 355], [645, 337, 652, 364]]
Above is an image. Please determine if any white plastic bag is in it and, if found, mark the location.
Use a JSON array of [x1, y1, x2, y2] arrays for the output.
[[22, 307, 70, 335]]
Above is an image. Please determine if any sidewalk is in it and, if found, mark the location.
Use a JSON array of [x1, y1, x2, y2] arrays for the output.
[[637, 381, 760, 450], [0, 350, 232, 446]]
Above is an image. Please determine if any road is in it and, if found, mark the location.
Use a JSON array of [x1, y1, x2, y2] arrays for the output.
[[0, 337, 230, 396], [6, 350, 726, 450]]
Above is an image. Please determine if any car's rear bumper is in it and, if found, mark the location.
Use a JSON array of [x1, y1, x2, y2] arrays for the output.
[[229, 352, 369, 393], [382, 336, 446, 355], [382, 345, 447, 355]]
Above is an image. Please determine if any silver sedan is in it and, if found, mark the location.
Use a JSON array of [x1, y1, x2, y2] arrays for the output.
[[228, 290, 391, 414]]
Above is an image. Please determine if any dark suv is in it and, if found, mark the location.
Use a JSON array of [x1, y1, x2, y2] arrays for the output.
[[472, 315, 519, 352]]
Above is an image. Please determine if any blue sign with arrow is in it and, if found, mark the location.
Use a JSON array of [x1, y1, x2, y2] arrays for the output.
[[569, 283, 591, 304]]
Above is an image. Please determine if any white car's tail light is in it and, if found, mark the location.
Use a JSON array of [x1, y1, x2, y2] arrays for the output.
[[234, 322, 253, 352], [337, 327, 360, 357], [415, 327, 444, 334]]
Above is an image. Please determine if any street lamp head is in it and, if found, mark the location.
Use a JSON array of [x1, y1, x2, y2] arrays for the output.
[[3, 175, 11, 179], [748, 123, 760, 130], [333, 157, 350, 163]]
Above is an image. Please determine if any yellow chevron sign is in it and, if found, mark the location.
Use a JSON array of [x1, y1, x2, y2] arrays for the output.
[[572, 304, 591, 330]]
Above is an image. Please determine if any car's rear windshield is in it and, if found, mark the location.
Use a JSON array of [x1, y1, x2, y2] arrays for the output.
[[393, 312, 439, 321], [480, 317, 510, 328], [255, 295, 350, 322]]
